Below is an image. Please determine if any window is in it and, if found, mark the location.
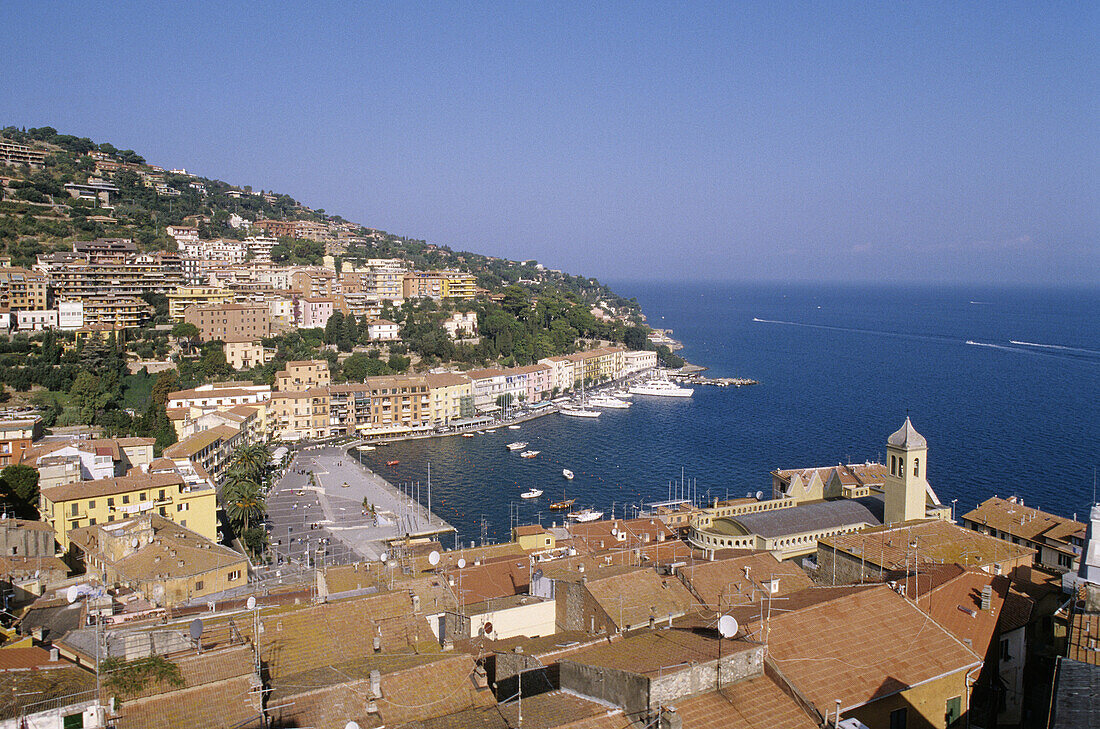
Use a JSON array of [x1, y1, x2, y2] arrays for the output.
[[1000, 638, 1010, 661], [890, 455, 896, 475], [71, 503, 79, 516], [89, 518, 96, 526], [122, 494, 129, 504], [89, 500, 95, 509], [228, 570, 241, 581], [70, 520, 79, 530], [913, 457, 919, 477], [194, 580, 203, 591], [890, 708, 907, 729], [945, 696, 962, 727], [1059, 553, 1073, 568]]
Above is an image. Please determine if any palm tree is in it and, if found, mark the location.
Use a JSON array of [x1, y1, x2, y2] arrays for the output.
[[230, 442, 272, 484], [222, 469, 266, 536]]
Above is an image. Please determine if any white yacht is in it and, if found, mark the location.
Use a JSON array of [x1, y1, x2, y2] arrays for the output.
[[560, 406, 601, 418], [628, 379, 694, 397], [568, 508, 604, 522], [520, 488, 543, 499], [506, 441, 528, 451], [588, 393, 631, 409], [562, 469, 574, 480], [519, 450, 540, 458]]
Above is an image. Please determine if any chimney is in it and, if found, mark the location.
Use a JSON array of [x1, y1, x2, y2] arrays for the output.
[[369, 669, 382, 698], [373, 635, 381, 652], [49, 648, 59, 662], [981, 585, 992, 610]]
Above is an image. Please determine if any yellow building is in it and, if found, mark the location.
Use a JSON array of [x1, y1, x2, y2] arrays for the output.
[[269, 389, 331, 441], [402, 270, 477, 300], [223, 338, 268, 370], [425, 372, 474, 426], [68, 514, 247, 607], [0, 267, 48, 311], [39, 467, 218, 551], [513, 524, 555, 552], [274, 360, 331, 391], [167, 286, 235, 320], [162, 423, 244, 484]]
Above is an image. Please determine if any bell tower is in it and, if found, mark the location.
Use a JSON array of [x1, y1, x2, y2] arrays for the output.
[[884, 416, 928, 524]]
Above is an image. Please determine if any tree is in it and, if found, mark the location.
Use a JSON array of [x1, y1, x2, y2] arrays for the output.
[[171, 322, 200, 355], [222, 470, 265, 537], [324, 311, 345, 345], [69, 371, 100, 424], [230, 442, 272, 484], [150, 370, 180, 407], [0, 465, 40, 518]]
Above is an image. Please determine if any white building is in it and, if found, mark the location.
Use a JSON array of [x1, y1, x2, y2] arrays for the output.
[[166, 226, 199, 244], [366, 319, 400, 341], [16, 309, 58, 331], [58, 301, 84, 331], [244, 236, 278, 263], [623, 349, 658, 374], [443, 311, 478, 339]]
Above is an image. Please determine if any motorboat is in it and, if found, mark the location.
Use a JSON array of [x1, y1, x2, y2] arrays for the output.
[[358, 445, 375, 451], [519, 450, 540, 458], [520, 489, 543, 499], [588, 393, 631, 409], [462, 433, 476, 438], [385, 460, 400, 467], [508, 425, 522, 430], [485, 428, 497, 433], [560, 406, 601, 418], [562, 469, 574, 480], [550, 498, 576, 510], [568, 508, 604, 522], [506, 441, 528, 451], [628, 379, 694, 397]]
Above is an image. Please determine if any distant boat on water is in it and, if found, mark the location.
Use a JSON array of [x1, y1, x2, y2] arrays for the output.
[[386, 460, 400, 467], [560, 406, 600, 418], [520, 488, 543, 499], [568, 508, 603, 522], [506, 441, 528, 451], [550, 498, 576, 510], [519, 450, 540, 458], [562, 469, 574, 480], [508, 425, 522, 430], [629, 378, 693, 397]]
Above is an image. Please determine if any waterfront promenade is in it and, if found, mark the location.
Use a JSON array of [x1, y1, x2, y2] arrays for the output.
[[266, 444, 454, 566]]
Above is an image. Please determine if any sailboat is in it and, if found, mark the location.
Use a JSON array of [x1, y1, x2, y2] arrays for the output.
[[560, 375, 600, 418], [550, 481, 576, 510]]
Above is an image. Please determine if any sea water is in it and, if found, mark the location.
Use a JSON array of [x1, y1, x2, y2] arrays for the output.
[[361, 282, 1100, 542]]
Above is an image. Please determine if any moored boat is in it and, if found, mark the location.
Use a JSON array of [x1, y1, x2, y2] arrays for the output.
[[560, 406, 601, 418], [519, 450, 540, 458], [628, 379, 694, 397], [562, 469, 574, 480], [550, 498, 576, 510], [520, 489, 543, 499], [506, 441, 528, 451], [568, 508, 604, 522], [508, 425, 522, 430], [588, 393, 631, 409], [386, 460, 400, 467]]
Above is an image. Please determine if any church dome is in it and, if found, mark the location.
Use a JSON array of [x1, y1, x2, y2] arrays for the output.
[[888, 417, 927, 449]]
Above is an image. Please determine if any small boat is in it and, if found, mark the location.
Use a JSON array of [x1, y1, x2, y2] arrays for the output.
[[550, 498, 576, 510], [562, 469, 574, 480], [588, 394, 631, 409], [508, 425, 521, 430], [520, 489, 543, 499], [568, 508, 604, 522], [485, 428, 497, 433], [462, 433, 476, 438], [358, 445, 375, 451], [519, 450, 540, 458], [506, 441, 528, 451], [386, 460, 400, 467], [560, 407, 601, 418]]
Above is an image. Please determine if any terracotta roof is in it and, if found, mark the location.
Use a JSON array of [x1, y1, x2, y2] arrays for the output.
[[514, 524, 549, 537], [962, 496, 1085, 546], [680, 552, 815, 611], [1067, 611, 1100, 665], [162, 424, 240, 458], [425, 372, 472, 388], [111, 673, 261, 729], [567, 518, 675, 551], [0, 663, 96, 721], [445, 559, 530, 604], [583, 570, 698, 631], [0, 518, 53, 532], [41, 470, 184, 503], [672, 675, 819, 729], [564, 627, 757, 677], [0, 645, 69, 671], [903, 567, 1009, 658], [820, 519, 1035, 572], [764, 585, 981, 713]]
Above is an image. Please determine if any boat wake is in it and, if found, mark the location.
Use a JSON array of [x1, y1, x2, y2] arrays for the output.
[[752, 317, 954, 345], [1009, 340, 1100, 356], [967, 340, 1100, 365]]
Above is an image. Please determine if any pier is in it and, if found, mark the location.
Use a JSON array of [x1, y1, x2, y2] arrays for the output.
[[668, 371, 759, 387]]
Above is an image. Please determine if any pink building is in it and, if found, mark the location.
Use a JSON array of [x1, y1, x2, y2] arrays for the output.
[[508, 363, 553, 403], [296, 297, 336, 329]]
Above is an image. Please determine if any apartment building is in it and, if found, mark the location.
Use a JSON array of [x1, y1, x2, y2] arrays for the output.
[[15, 309, 57, 331], [255, 219, 331, 240], [0, 140, 46, 169], [465, 368, 508, 411], [402, 270, 477, 300], [269, 389, 331, 441], [290, 268, 337, 298], [962, 496, 1086, 572], [509, 363, 553, 403], [57, 301, 83, 330], [167, 286, 236, 319], [327, 385, 373, 436], [538, 355, 576, 393], [296, 297, 336, 329], [23, 437, 155, 490], [244, 236, 277, 262], [166, 225, 199, 244], [80, 296, 153, 329], [177, 239, 247, 264], [36, 244, 183, 300], [341, 259, 407, 301], [425, 373, 475, 426], [0, 417, 42, 466], [442, 310, 478, 339], [163, 423, 245, 484], [184, 302, 270, 341], [623, 349, 658, 374], [365, 319, 400, 341], [368, 376, 431, 433], [274, 360, 331, 391], [0, 267, 48, 311], [222, 338, 267, 370], [39, 466, 218, 550]]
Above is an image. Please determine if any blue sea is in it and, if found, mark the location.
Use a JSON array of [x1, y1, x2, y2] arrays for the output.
[[361, 282, 1100, 543]]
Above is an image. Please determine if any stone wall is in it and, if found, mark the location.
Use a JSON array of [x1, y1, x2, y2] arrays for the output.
[[649, 644, 764, 708]]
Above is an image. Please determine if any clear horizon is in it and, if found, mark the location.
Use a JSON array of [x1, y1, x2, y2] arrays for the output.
[[2, 2, 1096, 286]]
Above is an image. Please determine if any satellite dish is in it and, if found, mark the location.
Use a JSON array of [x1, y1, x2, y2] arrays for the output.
[[717, 614, 738, 638], [611, 529, 617, 536], [755, 491, 764, 501], [379, 552, 388, 562], [346, 722, 361, 729], [428, 550, 440, 566], [246, 596, 256, 610], [131, 538, 139, 548], [66, 585, 80, 604], [457, 558, 466, 569], [189, 618, 204, 642], [482, 621, 493, 636]]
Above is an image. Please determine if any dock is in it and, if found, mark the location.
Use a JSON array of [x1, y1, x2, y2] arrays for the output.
[[668, 372, 759, 387]]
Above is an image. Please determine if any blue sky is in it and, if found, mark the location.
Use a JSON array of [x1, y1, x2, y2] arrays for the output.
[[1, 2, 1096, 284]]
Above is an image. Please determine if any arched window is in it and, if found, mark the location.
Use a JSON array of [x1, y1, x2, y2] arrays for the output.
[[913, 457, 919, 477], [898, 457, 904, 475], [890, 456, 895, 475]]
